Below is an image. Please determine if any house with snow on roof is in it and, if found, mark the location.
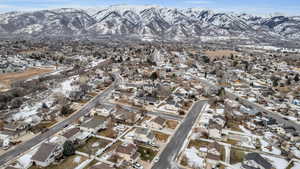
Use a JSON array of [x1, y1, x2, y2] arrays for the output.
[[61, 127, 91, 144], [31, 143, 63, 167], [80, 117, 107, 134]]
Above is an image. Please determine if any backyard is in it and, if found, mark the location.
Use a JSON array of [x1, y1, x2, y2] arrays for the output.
[[30, 155, 87, 169], [77, 137, 111, 155], [137, 146, 158, 162]]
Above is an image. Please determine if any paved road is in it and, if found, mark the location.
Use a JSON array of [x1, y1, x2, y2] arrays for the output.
[[103, 103, 183, 121], [198, 77, 300, 132], [0, 73, 121, 167], [152, 101, 207, 169]]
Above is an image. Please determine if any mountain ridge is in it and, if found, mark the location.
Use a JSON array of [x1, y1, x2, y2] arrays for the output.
[[0, 6, 300, 41]]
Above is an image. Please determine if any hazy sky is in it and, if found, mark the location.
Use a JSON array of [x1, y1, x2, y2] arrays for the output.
[[0, 0, 299, 16]]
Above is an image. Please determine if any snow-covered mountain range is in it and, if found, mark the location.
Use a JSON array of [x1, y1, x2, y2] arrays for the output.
[[0, 5, 300, 41]]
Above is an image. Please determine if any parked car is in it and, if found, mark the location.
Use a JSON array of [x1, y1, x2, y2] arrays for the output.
[[133, 162, 143, 169], [153, 157, 159, 163]]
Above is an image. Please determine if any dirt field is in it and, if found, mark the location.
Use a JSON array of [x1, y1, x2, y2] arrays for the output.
[[166, 120, 179, 129], [204, 50, 239, 58], [0, 67, 54, 91]]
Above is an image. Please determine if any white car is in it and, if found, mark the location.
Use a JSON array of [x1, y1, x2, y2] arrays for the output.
[[133, 162, 143, 169], [153, 157, 159, 163]]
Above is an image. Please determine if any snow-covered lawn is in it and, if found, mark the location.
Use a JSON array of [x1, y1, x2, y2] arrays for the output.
[[89, 59, 105, 68], [239, 140, 256, 149], [53, 76, 79, 97], [92, 142, 100, 148], [262, 155, 288, 169], [291, 147, 300, 158], [291, 162, 300, 169], [13, 96, 55, 121], [239, 125, 252, 135], [13, 76, 79, 121], [260, 139, 281, 155], [184, 147, 204, 169], [73, 156, 81, 163]]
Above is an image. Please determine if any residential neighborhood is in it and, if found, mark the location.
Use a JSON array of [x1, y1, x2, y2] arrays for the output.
[[0, 24, 300, 169]]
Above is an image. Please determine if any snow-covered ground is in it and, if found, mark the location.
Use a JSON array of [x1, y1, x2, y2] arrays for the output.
[[239, 45, 300, 53], [92, 142, 100, 148], [52, 75, 79, 97], [89, 59, 105, 68], [184, 147, 204, 168], [239, 140, 256, 149], [262, 155, 288, 169], [260, 139, 281, 155], [239, 125, 252, 135], [291, 162, 300, 169], [13, 146, 39, 169], [73, 156, 82, 163], [291, 147, 300, 158], [13, 75, 79, 121], [13, 96, 55, 121]]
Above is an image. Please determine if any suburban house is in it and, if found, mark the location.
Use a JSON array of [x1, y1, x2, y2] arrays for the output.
[[148, 117, 166, 129], [62, 128, 81, 142], [208, 128, 222, 140], [113, 108, 141, 124], [115, 142, 140, 163], [94, 106, 113, 117], [31, 143, 63, 167], [2, 122, 28, 138], [208, 115, 226, 130], [80, 117, 107, 134], [242, 152, 274, 169], [61, 127, 90, 144], [207, 142, 222, 163], [133, 128, 155, 145]]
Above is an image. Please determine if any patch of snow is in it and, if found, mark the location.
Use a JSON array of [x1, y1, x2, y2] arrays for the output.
[[260, 139, 281, 155], [291, 147, 300, 158], [261, 155, 288, 169], [191, 133, 201, 140], [216, 109, 224, 114], [14, 147, 39, 169], [239, 140, 256, 149], [264, 131, 275, 140], [239, 125, 252, 135], [199, 147, 208, 152], [24, 115, 41, 124], [102, 152, 113, 160], [291, 162, 300, 169], [16, 154, 33, 169], [185, 147, 204, 168], [89, 59, 105, 68], [52, 76, 79, 97], [13, 96, 55, 121], [92, 142, 100, 148], [73, 156, 82, 163]]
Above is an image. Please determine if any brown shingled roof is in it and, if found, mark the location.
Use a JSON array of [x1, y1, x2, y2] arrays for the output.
[[152, 116, 166, 126], [62, 128, 80, 139]]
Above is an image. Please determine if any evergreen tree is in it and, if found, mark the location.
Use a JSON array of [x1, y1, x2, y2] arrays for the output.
[[295, 74, 299, 82], [63, 140, 75, 156]]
